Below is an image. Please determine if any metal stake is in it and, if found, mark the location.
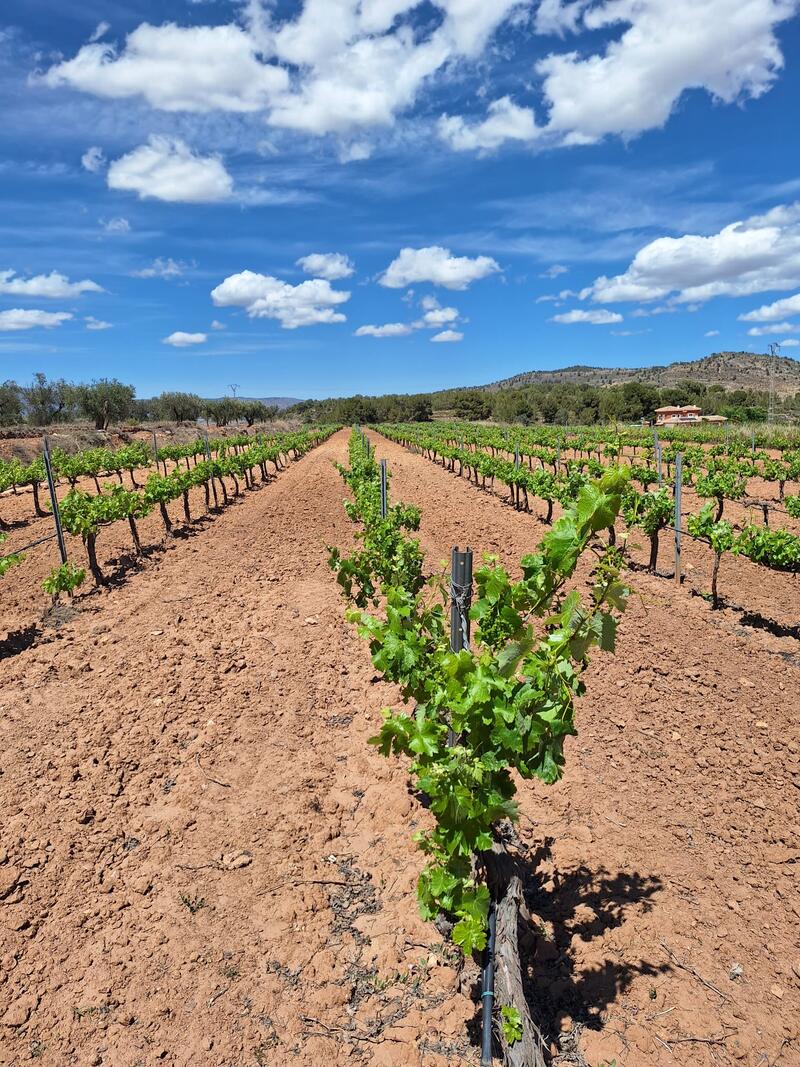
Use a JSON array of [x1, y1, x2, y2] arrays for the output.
[[674, 453, 683, 586], [380, 459, 388, 518], [151, 430, 159, 468], [42, 437, 67, 565], [480, 903, 497, 1067]]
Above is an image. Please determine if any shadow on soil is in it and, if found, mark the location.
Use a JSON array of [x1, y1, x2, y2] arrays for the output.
[[466, 836, 665, 1062], [0, 623, 40, 659]]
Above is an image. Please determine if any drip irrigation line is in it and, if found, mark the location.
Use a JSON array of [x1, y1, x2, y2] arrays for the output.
[[0, 533, 57, 560]]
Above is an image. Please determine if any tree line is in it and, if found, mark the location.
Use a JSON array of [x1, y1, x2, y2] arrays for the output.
[[0, 374, 279, 429], [2, 370, 797, 431], [287, 377, 798, 425]]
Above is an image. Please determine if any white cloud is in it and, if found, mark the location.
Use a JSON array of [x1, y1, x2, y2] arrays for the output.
[[354, 322, 414, 337], [163, 331, 208, 346], [421, 305, 459, 327], [39, 1, 796, 154], [705, 329, 720, 337], [211, 319, 226, 330], [41, 22, 289, 112], [81, 145, 106, 172], [40, 3, 524, 137], [534, 0, 590, 36], [102, 216, 131, 233], [430, 329, 464, 342], [338, 142, 372, 163], [551, 308, 623, 325], [739, 291, 800, 322], [746, 321, 798, 336], [132, 257, 187, 279], [538, 0, 796, 146], [540, 264, 568, 278], [380, 246, 500, 290], [442, 0, 797, 152], [85, 316, 112, 330], [88, 22, 110, 43], [780, 337, 800, 346], [211, 269, 350, 328], [585, 202, 800, 305], [296, 252, 355, 280], [439, 96, 538, 152], [107, 136, 233, 203], [0, 309, 73, 331], [0, 270, 103, 299]]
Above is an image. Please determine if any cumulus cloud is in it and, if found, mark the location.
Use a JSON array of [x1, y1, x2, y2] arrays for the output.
[[705, 329, 720, 337], [354, 322, 414, 337], [132, 257, 187, 279], [381, 246, 500, 290], [107, 136, 234, 203], [739, 291, 800, 322], [746, 321, 798, 335], [163, 331, 207, 346], [40, 3, 524, 137], [430, 329, 464, 342], [211, 269, 350, 328], [0, 270, 103, 299], [420, 305, 459, 327], [296, 252, 355, 280], [41, 22, 289, 112], [584, 202, 800, 305], [211, 319, 226, 330], [439, 96, 538, 152], [85, 316, 112, 330], [0, 309, 73, 331], [81, 145, 106, 172], [440, 0, 797, 152], [780, 337, 800, 346], [551, 308, 623, 325], [536, 0, 796, 146], [40, 0, 797, 157]]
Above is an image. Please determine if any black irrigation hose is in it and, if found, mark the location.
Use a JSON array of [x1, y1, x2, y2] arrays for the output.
[[0, 533, 57, 561]]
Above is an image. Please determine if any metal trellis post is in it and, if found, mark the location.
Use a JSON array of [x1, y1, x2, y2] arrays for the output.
[[380, 459, 388, 518], [674, 453, 683, 587], [448, 547, 473, 748], [42, 437, 67, 565]]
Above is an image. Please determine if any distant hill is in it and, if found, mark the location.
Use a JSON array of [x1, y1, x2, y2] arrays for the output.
[[228, 396, 301, 409], [486, 352, 800, 397]]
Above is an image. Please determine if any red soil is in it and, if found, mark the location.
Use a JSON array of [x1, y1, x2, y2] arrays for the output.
[[0, 429, 798, 1067]]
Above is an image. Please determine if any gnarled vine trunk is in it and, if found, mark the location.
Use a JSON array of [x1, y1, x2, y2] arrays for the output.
[[484, 846, 548, 1067]]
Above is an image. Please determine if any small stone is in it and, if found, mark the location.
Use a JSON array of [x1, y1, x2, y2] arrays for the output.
[[222, 851, 252, 870], [738, 677, 755, 688], [2, 992, 39, 1027], [0, 866, 20, 900], [770, 985, 784, 999]]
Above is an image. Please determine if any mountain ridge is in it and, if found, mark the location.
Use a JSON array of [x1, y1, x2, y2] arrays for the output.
[[483, 351, 800, 397]]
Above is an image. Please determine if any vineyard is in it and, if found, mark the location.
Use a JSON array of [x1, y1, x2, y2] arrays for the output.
[[0, 426, 797, 1067]]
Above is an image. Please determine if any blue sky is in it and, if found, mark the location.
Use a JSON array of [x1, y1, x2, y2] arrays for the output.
[[2, 0, 800, 399]]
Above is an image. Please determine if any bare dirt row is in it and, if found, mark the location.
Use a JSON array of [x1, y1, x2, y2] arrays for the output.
[[0, 428, 798, 1067]]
